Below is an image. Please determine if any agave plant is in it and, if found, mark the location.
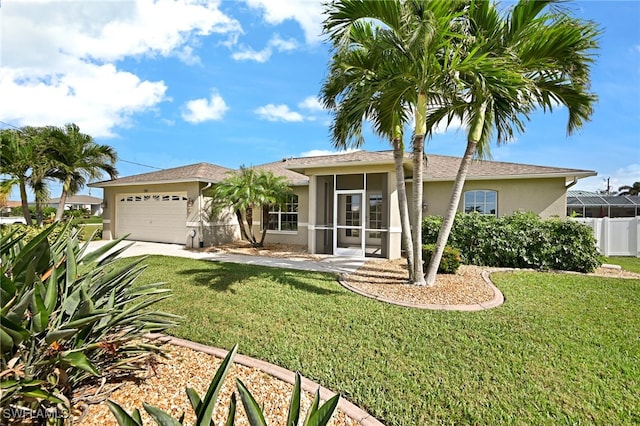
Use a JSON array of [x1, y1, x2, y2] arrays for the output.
[[108, 344, 341, 426], [1, 223, 179, 422]]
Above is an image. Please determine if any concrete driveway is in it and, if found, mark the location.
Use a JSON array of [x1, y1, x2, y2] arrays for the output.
[[85, 240, 366, 274]]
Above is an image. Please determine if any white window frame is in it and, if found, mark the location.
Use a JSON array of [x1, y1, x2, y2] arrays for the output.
[[264, 194, 299, 233], [463, 190, 497, 216]]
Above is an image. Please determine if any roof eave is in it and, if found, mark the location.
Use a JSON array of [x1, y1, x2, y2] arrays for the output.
[[423, 171, 597, 182], [287, 158, 405, 173], [89, 177, 221, 188]]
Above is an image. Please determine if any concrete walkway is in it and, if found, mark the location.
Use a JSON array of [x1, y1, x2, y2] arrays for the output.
[[85, 240, 365, 274]]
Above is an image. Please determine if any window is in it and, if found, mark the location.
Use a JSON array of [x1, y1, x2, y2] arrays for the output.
[[345, 194, 360, 237], [266, 194, 298, 232], [463, 190, 497, 215], [368, 194, 383, 239]]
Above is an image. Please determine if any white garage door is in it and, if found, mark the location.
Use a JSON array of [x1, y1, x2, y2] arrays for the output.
[[116, 193, 188, 244]]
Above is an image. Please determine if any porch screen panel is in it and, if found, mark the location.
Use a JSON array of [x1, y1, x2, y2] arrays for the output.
[[336, 174, 364, 190]]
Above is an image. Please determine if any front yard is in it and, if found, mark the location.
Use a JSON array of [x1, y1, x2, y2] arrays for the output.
[[130, 256, 639, 425]]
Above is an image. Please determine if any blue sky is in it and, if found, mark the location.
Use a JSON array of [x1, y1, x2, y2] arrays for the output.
[[1, 0, 639, 201]]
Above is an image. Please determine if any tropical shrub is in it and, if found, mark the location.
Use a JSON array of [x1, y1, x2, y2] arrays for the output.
[[9, 206, 57, 220], [422, 212, 601, 272], [1, 224, 179, 422], [1, 222, 72, 244], [108, 344, 340, 426], [422, 244, 460, 274], [63, 209, 87, 219]]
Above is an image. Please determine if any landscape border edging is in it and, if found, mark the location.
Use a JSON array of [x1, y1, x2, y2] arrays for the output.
[[338, 269, 506, 312]]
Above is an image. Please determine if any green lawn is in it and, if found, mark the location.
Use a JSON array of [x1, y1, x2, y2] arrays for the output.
[[130, 256, 640, 425], [77, 223, 102, 241], [604, 256, 640, 274]]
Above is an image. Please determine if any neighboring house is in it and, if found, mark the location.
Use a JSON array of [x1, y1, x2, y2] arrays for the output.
[[90, 150, 596, 258], [567, 190, 640, 218], [0, 200, 22, 216], [48, 195, 104, 216]]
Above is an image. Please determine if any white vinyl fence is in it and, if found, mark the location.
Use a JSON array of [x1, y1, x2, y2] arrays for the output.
[[572, 217, 640, 257]]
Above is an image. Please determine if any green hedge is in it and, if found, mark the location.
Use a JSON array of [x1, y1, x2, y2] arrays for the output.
[[422, 212, 601, 272], [422, 244, 461, 274]]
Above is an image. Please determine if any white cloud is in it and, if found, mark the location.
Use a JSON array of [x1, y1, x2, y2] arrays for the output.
[[298, 96, 325, 112], [182, 90, 229, 123], [242, 0, 324, 43], [0, 64, 167, 138], [231, 47, 271, 63], [300, 148, 361, 157], [0, 0, 241, 137], [255, 96, 327, 122], [232, 34, 298, 63], [176, 46, 201, 65], [255, 104, 304, 122]]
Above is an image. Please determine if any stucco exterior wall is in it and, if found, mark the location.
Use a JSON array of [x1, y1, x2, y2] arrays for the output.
[[249, 186, 309, 246], [99, 172, 568, 251], [101, 182, 240, 246], [420, 177, 568, 219]]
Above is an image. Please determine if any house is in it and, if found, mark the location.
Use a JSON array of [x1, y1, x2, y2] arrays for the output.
[[48, 195, 104, 216], [0, 200, 22, 216], [90, 163, 237, 245], [90, 150, 596, 258], [567, 190, 640, 218]]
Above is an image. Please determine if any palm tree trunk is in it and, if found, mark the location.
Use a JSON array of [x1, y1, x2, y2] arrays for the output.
[[54, 179, 70, 222], [19, 181, 33, 226], [411, 135, 426, 285], [245, 207, 258, 246], [235, 209, 250, 241], [411, 92, 427, 285], [425, 102, 487, 286], [258, 206, 269, 247], [35, 197, 43, 226], [55, 191, 67, 222], [392, 139, 414, 282]]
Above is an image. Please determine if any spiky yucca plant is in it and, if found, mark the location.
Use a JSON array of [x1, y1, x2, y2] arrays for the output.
[[108, 344, 341, 426], [1, 224, 179, 421]]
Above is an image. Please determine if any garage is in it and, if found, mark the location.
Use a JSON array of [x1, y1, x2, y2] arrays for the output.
[[115, 193, 188, 244]]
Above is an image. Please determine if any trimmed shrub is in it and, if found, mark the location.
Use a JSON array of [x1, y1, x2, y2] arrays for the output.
[[422, 212, 601, 272], [422, 244, 461, 274]]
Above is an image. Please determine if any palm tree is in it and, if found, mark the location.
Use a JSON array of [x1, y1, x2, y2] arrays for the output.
[[618, 182, 640, 196], [211, 167, 292, 247], [46, 123, 117, 222], [1, 128, 35, 225], [257, 171, 295, 246], [1, 127, 61, 225], [323, 0, 466, 285], [26, 126, 60, 225], [320, 16, 416, 281], [423, 0, 600, 285]]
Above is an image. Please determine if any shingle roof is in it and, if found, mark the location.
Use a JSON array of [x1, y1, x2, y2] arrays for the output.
[[254, 160, 309, 186], [49, 195, 103, 204], [285, 150, 398, 168], [89, 151, 596, 188], [282, 150, 594, 181], [278, 150, 412, 183], [90, 162, 234, 187], [423, 154, 595, 181]]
